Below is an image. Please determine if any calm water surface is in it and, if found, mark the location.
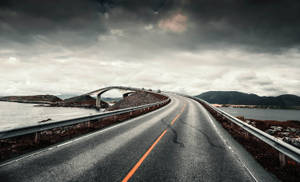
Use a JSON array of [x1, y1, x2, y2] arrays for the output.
[[219, 107, 300, 121], [0, 101, 100, 131]]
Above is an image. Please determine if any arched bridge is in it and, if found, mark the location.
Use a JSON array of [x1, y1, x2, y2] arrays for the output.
[[84, 86, 144, 109]]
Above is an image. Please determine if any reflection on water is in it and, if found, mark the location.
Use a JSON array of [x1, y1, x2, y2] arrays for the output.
[[0, 101, 100, 131], [219, 107, 300, 121]]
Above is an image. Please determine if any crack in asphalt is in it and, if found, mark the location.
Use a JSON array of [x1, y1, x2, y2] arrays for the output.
[[159, 118, 185, 148], [159, 106, 222, 150], [179, 119, 224, 149]]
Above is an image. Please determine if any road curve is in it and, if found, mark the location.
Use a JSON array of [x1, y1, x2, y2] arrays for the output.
[[0, 94, 276, 182]]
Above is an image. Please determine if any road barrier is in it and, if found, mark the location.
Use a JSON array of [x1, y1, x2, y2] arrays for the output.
[[187, 96, 300, 164], [171, 91, 300, 165]]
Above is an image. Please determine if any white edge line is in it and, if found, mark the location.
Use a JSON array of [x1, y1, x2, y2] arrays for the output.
[[191, 99, 260, 182]]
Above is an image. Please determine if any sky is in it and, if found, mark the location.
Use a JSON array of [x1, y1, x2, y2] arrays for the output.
[[0, 0, 300, 96]]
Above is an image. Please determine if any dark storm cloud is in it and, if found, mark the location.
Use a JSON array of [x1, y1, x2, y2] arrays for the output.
[[104, 0, 300, 52], [0, 0, 108, 44], [1, 0, 300, 52], [183, 0, 300, 51]]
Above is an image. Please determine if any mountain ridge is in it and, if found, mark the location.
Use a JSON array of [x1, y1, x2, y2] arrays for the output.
[[195, 91, 300, 107]]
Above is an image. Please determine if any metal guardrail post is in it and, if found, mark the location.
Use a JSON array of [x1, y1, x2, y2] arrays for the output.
[[34, 132, 39, 144], [279, 153, 286, 167]]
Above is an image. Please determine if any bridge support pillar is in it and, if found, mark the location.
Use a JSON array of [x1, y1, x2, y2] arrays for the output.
[[96, 94, 101, 110]]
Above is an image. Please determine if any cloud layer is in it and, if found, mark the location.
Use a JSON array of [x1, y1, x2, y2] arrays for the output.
[[0, 0, 300, 96]]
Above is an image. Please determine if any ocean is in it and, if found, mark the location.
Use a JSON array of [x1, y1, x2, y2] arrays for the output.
[[0, 101, 100, 131], [219, 107, 300, 121]]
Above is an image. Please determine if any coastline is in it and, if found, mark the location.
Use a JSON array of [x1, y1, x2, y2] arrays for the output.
[[212, 104, 300, 110], [0, 100, 53, 105], [237, 116, 300, 149]]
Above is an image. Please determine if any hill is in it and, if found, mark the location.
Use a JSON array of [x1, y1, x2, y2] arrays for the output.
[[107, 91, 163, 111], [0, 95, 62, 104], [50, 95, 108, 108], [196, 91, 300, 107]]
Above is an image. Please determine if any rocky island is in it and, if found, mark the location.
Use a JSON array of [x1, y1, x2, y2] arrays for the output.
[[0, 95, 62, 104], [0, 94, 102, 108]]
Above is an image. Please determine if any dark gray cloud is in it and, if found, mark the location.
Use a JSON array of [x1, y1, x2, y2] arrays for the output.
[[0, 0, 107, 44], [1, 0, 300, 51], [184, 0, 300, 52]]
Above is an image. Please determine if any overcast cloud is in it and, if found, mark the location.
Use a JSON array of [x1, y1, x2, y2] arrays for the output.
[[0, 0, 300, 96]]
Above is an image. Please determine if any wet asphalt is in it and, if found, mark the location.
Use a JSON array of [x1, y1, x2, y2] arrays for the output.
[[0, 94, 275, 182]]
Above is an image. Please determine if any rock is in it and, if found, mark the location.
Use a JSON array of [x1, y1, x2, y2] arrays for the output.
[[266, 129, 276, 135], [283, 137, 300, 148], [270, 126, 282, 131], [107, 91, 163, 111], [280, 132, 290, 136], [38, 118, 52, 123], [286, 127, 297, 132]]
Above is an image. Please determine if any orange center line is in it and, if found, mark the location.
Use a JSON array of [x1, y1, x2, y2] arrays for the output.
[[121, 103, 187, 182]]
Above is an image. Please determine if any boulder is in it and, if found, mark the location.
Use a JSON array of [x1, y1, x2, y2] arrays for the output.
[[283, 137, 300, 148], [270, 126, 282, 132], [266, 129, 276, 135]]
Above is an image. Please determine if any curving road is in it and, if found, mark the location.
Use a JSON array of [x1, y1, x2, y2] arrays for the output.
[[0, 94, 277, 182]]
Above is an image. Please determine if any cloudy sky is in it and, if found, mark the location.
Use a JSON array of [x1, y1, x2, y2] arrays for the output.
[[0, 0, 300, 96]]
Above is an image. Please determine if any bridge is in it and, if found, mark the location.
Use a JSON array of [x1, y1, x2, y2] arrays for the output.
[[84, 86, 145, 109]]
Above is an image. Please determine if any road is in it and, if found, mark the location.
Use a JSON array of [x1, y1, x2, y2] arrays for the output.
[[0, 94, 276, 182]]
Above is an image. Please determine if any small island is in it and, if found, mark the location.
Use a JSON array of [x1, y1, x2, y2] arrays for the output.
[[0, 95, 62, 104]]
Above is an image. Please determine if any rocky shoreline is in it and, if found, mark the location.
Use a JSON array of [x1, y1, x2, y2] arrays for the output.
[[0, 95, 62, 104], [237, 116, 300, 149]]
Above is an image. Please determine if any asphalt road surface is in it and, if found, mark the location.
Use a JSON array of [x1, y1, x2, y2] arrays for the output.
[[0, 94, 277, 182]]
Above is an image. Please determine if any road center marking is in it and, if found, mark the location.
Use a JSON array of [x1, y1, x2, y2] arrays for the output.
[[121, 103, 187, 182]]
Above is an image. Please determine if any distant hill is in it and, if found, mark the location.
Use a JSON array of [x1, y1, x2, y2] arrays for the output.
[[0, 95, 62, 104], [51, 95, 108, 108], [195, 91, 300, 107]]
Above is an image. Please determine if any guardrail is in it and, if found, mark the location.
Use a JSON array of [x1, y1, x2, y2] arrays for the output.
[[0, 98, 170, 140], [189, 96, 300, 163]]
